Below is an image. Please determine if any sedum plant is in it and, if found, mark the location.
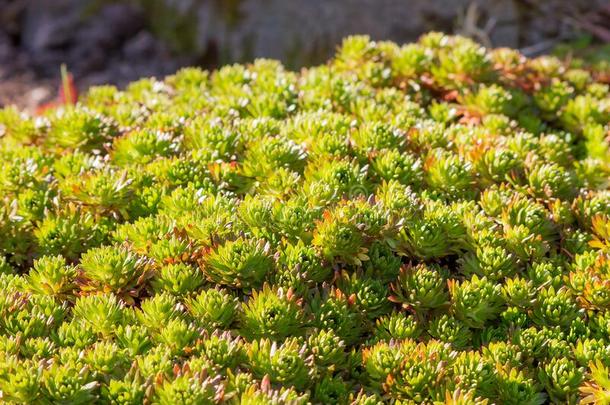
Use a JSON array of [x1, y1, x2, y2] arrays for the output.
[[239, 283, 305, 340], [0, 32, 608, 403], [203, 238, 273, 289], [186, 288, 239, 331], [247, 338, 312, 390], [79, 246, 149, 292], [26, 255, 77, 299]]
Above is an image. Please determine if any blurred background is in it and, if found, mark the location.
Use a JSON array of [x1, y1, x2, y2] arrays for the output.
[[1, 0, 609, 111]]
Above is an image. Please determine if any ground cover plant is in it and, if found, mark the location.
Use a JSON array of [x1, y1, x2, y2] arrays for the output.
[[0, 32, 609, 404]]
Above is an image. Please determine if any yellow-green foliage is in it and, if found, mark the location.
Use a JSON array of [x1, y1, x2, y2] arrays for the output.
[[0, 33, 609, 403]]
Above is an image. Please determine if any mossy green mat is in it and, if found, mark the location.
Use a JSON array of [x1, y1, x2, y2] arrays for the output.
[[0, 33, 609, 403]]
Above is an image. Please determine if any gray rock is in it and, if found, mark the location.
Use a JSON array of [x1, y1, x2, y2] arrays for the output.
[[0, 31, 14, 64], [16, 0, 607, 73], [21, 0, 84, 51], [182, 0, 575, 67], [0, 0, 27, 37], [123, 31, 158, 60], [78, 4, 144, 50]]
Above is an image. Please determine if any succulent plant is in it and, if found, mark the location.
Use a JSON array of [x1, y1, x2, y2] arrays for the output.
[[247, 338, 312, 390], [26, 255, 77, 299], [338, 271, 392, 319], [390, 263, 449, 312], [308, 328, 347, 372], [194, 330, 244, 371], [186, 288, 239, 331], [0, 356, 42, 403], [450, 351, 496, 398], [101, 373, 147, 405], [530, 286, 580, 328], [428, 314, 473, 350], [573, 338, 610, 368], [153, 370, 223, 404], [34, 205, 109, 260], [580, 360, 610, 404], [371, 149, 423, 188], [538, 357, 584, 404], [312, 210, 368, 265], [310, 288, 366, 345], [235, 375, 309, 404], [79, 245, 150, 299], [153, 318, 200, 357], [458, 244, 517, 281], [449, 275, 504, 329], [114, 324, 152, 357], [150, 262, 204, 296], [83, 341, 130, 382], [383, 340, 447, 402], [0, 32, 607, 403], [397, 200, 468, 260], [361, 340, 410, 389], [135, 292, 184, 331], [371, 311, 421, 342], [239, 283, 305, 340], [203, 238, 273, 289], [495, 365, 547, 405], [72, 294, 125, 337], [40, 363, 99, 405], [312, 374, 351, 404], [275, 240, 330, 287], [44, 107, 118, 151], [424, 148, 475, 200]]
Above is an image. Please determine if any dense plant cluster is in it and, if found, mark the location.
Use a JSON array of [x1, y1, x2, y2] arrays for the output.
[[0, 33, 609, 404]]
